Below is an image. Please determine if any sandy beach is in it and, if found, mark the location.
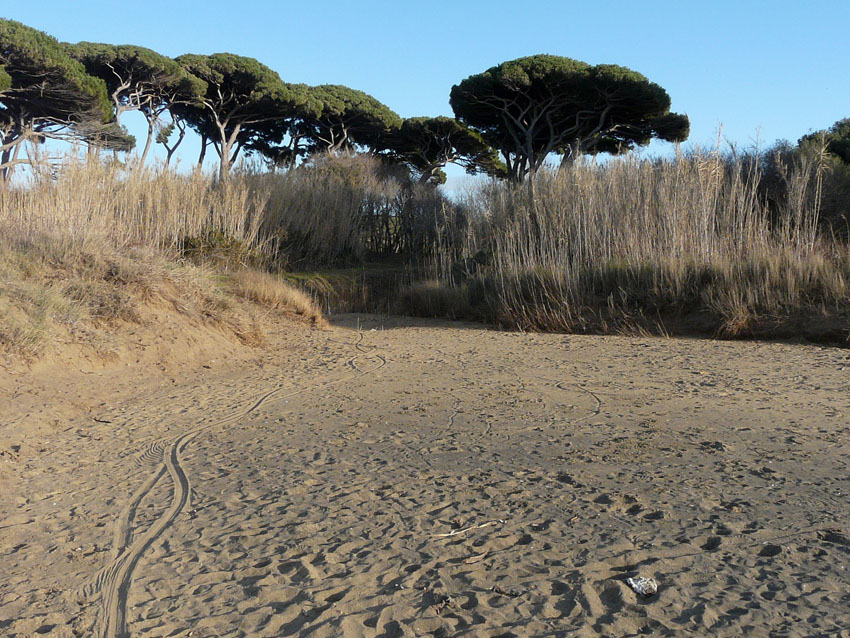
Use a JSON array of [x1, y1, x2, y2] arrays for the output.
[[2, 315, 849, 637]]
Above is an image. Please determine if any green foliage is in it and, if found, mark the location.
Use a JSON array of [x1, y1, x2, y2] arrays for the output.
[[800, 118, 850, 164], [74, 120, 136, 152], [450, 54, 688, 180], [177, 53, 283, 104], [1, 19, 118, 178], [175, 53, 317, 121], [239, 81, 321, 167], [68, 42, 206, 161], [299, 84, 402, 153], [429, 167, 448, 185], [70, 42, 206, 115], [174, 53, 320, 176], [0, 19, 112, 126], [389, 116, 506, 184], [155, 121, 175, 145], [0, 64, 10, 92]]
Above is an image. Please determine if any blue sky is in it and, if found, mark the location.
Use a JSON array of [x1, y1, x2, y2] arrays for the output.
[[4, 1, 849, 184]]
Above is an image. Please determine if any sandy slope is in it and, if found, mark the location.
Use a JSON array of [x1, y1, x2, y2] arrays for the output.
[[1, 315, 849, 637]]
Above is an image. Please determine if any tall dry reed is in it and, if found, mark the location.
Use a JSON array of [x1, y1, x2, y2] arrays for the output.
[[0, 156, 265, 253], [252, 153, 451, 267], [404, 149, 850, 342]]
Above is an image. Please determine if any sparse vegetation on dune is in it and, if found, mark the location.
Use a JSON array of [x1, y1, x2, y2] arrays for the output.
[[230, 268, 325, 326], [0, 238, 270, 358], [0, 158, 323, 360]]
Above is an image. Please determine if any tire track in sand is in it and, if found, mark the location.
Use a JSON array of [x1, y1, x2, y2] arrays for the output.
[[91, 331, 386, 638]]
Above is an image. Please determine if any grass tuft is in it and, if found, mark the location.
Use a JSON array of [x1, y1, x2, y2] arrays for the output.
[[231, 269, 326, 326]]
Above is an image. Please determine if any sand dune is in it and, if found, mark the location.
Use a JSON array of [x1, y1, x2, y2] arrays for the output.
[[2, 315, 849, 637]]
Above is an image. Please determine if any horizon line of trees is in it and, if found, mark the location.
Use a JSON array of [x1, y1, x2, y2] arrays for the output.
[[4, 17, 849, 191], [1, 18, 695, 185]]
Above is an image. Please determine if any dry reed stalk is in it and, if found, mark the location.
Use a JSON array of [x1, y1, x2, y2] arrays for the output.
[[407, 148, 850, 342]]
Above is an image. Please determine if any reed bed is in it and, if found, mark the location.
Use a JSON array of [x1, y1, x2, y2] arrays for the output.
[[3, 147, 847, 355], [251, 153, 450, 267], [403, 149, 850, 342], [0, 157, 265, 253]]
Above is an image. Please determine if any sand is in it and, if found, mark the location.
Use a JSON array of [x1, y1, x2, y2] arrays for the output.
[[1, 315, 849, 637]]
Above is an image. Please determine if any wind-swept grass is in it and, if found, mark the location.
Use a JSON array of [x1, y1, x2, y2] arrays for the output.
[[230, 268, 325, 326]]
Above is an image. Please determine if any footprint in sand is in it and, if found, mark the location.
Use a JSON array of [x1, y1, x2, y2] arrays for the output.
[[702, 536, 722, 551]]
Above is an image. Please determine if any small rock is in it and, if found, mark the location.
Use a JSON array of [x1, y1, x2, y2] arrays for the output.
[[758, 543, 782, 557], [627, 576, 658, 597]]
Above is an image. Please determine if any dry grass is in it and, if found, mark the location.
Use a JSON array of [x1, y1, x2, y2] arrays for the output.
[[252, 153, 450, 267], [4, 147, 847, 356], [0, 236, 274, 358], [231, 269, 325, 326], [0, 156, 265, 253], [0, 156, 324, 360], [402, 149, 850, 343]]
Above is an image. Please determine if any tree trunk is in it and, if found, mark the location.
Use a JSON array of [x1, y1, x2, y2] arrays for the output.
[[217, 124, 241, 181], [218, 135, 233, 181], [0, 147, 12, 184], [164, 125, 186, 168], [418, 165, 439, 185], [229, 143, 241, 166], [329, 126, 349, 154], [559, 141, 581, 169], [1, 125, 25, 184], [198, 134, 208, 167], [138, 120, 156, 167], [6, 139, 23, 183]]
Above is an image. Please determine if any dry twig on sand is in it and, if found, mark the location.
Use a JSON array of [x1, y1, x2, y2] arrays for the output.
[[490, 584, 522, 598], [432, 595, 455, 614], [434, 519, 505, 538]]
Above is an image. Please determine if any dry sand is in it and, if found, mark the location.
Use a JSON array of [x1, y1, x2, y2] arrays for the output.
[[1, 315, 849, 637]]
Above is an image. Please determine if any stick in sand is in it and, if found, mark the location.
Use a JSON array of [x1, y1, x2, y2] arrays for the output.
[[434, 519, 506, 538]]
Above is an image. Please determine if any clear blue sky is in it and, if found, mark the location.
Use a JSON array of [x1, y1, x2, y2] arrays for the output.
[[4, 1, 849, 182]]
